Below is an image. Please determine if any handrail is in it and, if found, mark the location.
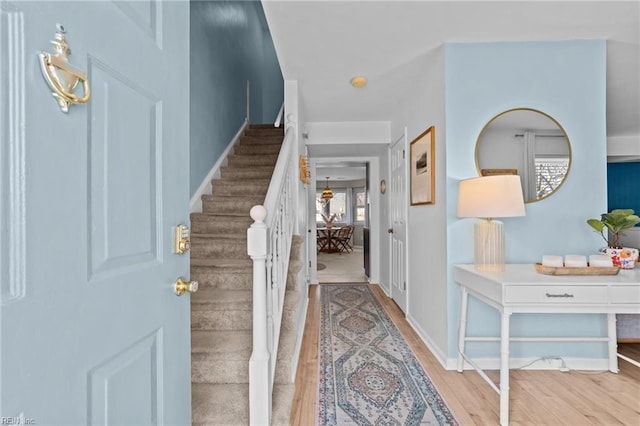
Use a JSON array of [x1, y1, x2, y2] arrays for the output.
[[263, 125, 294, 220], [273, 102, 284, 128], [247, 121, 296, 425]]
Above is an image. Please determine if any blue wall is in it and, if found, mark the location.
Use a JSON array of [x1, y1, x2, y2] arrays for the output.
[[190, 0, 283, 195], [608, 162, 640, 221], [446, 40, 608, 359]]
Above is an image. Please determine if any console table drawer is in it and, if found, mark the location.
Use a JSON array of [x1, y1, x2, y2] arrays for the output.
[[610, 286, 640, 304], [505, 285, 607, 303]]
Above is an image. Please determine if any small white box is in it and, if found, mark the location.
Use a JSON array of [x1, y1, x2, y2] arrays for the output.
[[565, 255, 587, 267], [589, 254, 614, 267], [541, 255, 563, 267]]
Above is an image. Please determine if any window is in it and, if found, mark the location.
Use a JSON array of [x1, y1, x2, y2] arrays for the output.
[[355, 189, 366, 222], [316, 186, 366, 224], [535, 157, 569, 199], [316, 191, 346, 223]]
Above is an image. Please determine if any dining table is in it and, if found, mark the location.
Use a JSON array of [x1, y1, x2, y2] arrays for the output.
[[317, 227, 341, 253]]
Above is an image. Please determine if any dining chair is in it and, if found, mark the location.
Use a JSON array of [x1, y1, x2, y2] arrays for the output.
[[317, 229, 329, 253], [336, 225, 354, 254]]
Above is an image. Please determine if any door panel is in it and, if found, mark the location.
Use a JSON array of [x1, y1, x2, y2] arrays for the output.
[[390, 134, 407, 313], [0, 1, 191, 424], [0, 1, 26, 305], [88, 330, 162, 424], [88, 59, 161, 278], [114, 0, 161, 46]]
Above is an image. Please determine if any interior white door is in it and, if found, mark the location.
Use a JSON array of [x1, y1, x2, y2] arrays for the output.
[[389, 134, 407, 313], [0, 1, 191, 424]]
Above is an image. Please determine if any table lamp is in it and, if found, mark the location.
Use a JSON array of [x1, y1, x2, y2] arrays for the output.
[[457, 175, 526, 271]]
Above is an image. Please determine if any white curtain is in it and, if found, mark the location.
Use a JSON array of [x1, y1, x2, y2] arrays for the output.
[[522, 131, 537, 200]]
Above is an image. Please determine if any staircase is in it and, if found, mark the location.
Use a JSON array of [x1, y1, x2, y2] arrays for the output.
[[190, 124, 301, 425]]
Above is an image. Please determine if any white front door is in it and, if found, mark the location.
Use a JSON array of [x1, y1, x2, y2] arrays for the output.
[[0, 1, 191, 423], [389, 133, 407, 313]]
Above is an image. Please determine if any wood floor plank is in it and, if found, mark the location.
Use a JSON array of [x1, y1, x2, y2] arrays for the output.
[[290, 284, 640, 425]]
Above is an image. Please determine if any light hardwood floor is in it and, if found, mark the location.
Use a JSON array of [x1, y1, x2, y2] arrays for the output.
[[290, 284, 640, 425]]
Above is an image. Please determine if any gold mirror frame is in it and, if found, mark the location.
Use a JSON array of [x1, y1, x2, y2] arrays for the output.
[[475, 108, 572, 203]]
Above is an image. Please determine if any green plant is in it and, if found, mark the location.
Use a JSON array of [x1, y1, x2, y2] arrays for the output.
[[587, 209, 640, 248]]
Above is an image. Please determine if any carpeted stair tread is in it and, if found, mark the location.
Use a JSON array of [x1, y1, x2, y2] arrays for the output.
[[192, 233, 247, 240], [190, 268, 252, 291], [273, 330, 297, 385], [191, 257, 252, 269], [242, 127, 283, 134], [192, 357, 249, 384], [211, 179, 270, 195], [213, 177, 271, 185], [247, 123, 284, 129], [226, 154, 278, 167], [191, 124, 295, 425], [192, 288, 252, 308], [220, 166, 274, 180], [227, 152, 278, 161], [202, 194, 264, 206], [190, 237, 248, 259], [192, 212, 254, 219], [272, 384, 296, 426], [191, 330, 252, 355], [233, 144, 282, 155], [201, 194, 265, 214], [244, 126, 284, 135], [192, 383, 249, 424], [190, 214, 253, 235], [191, 331, 252, 384], [275, 329, 297, 363], [280, 290, 301, 332], [201, 193, 264, 201], [191, 310, 252, 331], [238, 135, 283, 145]]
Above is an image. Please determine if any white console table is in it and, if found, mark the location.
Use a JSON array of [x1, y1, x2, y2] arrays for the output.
[[453, 264, 640, 426]]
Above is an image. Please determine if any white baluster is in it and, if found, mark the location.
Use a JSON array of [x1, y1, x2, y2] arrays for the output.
[[248, 205, 271, 425], [248, 123, 298, 425]]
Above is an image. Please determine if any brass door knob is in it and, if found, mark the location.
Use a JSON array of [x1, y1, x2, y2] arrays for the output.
[[174, 277, 198, 296]]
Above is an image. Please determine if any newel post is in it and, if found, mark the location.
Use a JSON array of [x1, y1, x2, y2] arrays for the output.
[[247, 205, 271, 425]]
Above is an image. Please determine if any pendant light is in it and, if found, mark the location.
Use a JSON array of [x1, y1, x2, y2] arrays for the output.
[[321, 177, 333, 201]]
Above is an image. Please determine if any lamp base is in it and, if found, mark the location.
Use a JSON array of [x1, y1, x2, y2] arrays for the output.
[[474, 219, 505, 272]]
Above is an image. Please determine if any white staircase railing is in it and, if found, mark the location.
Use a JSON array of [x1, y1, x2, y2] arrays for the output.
[[247, 121, 296, 425], [273, 102, 284, 128]]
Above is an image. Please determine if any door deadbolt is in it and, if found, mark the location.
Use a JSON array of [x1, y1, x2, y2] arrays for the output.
[[173, 224, 191, 254]]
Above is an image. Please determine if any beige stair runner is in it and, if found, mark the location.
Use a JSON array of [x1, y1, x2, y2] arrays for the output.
[[190, 124, 301, 425]]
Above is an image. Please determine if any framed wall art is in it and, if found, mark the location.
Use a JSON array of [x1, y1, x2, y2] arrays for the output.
[[480, 168, 518, 177], [409, 126, 435, 205]]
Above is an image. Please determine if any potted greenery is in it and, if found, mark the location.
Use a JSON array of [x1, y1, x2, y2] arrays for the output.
[[587, 209, 640, 268]]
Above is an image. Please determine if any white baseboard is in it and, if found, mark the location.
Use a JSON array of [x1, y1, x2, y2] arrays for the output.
[[376, 280, 390, 295], [189, 119, 249, 213], [443, 355, 609, 371], [405, 315, 449, 368], [403, 314, 611, 372]]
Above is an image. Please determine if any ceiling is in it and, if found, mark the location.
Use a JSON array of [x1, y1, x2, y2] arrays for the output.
[[316, 164, 367, 183], [262, 1, 640, 141]]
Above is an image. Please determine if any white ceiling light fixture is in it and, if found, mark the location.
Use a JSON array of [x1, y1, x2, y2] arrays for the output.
[[350, 76, 367, 88]]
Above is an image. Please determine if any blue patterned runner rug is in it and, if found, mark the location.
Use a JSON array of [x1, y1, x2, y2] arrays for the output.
[[317, 284, 459, 425]]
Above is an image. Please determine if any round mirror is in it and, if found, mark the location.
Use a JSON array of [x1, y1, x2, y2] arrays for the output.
[[475, 108, 571, 203]]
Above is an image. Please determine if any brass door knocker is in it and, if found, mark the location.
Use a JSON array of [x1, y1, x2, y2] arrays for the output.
[[37, 24, 90, 113]]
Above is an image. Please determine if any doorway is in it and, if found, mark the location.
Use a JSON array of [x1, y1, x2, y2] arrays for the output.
[[317, 247, 368, 282], [314, 163, 367, 282], [307, 157, 381, 285]]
